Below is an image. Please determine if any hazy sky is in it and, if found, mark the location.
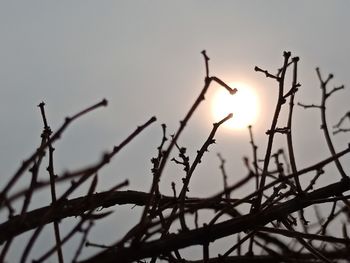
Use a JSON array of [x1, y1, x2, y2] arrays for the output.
[[1, 1, 350, 261]]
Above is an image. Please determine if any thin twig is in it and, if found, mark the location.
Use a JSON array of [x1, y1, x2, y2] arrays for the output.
[[0, 99, 108, 208], [257, 226, 350, 245], [282, 220, 332, 263], [217, 153, 229, 199], [139, 51, 236, 231], [178, 113, 233, 230], [248, 125, 259, 189], [254, 51, 291, 211], [19, 116, 155, 263], [38, 102, 64, 263], [72, 221, 94, 263], [285, 57, 302, 194]]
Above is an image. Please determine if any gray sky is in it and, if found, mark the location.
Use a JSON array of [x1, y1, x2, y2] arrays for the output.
[[1, 1, 350, 261]]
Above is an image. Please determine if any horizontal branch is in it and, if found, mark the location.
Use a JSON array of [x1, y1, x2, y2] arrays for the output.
[[0, 190, 238, 244], [186, 249, 350, 263], [80, 178, 350, 262], [6, 144, 348, 243], [257, 226, 350, 245]]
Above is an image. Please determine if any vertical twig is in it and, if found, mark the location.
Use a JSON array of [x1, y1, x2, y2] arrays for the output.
[[177, 113, 233, 231], [321, 200, 337, 235], [72, 221, 94, 263], [38, 102, 64, 263], [34, 176, 101, 263], [248, 125, 259, 189], [254, 51, 291, 212], [285, 57, 302, 194], [316, 68, 347, 179], [203, 241, 209, 263], [217, 153, 229, 199]]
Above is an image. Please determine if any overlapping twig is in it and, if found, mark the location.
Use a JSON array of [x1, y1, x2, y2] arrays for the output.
[[1, 51, 350, 263]]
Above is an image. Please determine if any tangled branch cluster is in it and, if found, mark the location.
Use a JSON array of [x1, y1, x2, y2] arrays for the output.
[[1, 51, 350, 263]]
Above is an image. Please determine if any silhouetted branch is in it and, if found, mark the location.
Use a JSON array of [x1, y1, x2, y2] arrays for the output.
[[254, 66, 278, 80], [19, 115, 156, 263], [258, 226, 350, 245], [72, 221, 94, 263], [333, 111, 350, 134], [248, 125, 260, 189], [0, 99, 108, 208], [139, 51, 235, 232], [299, 68, 347, 180], [254, 51, 291, 212], [177, 113, 233, 230], [217, 153, 229, 199], [1, 51, 350, 263], [80, 179, 350, 262], [38, 102, 64, 263], [334, 111, 350, 128], [285, 57, 302, 194]]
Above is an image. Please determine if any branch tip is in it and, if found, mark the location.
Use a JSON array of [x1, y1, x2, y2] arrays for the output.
[[230, 88, 238, 95], [101, 98, 108, 106], [201, 50, 209, 60], [37, 101, 45, 108], [283, 51, 291, 58]]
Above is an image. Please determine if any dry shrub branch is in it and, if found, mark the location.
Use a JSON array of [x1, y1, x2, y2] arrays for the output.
[[1, 51, 350, 263]]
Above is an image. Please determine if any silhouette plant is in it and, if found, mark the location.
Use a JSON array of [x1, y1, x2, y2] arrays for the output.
[[0, 51, 350, 263]]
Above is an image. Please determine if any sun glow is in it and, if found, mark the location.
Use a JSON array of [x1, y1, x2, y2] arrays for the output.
[[211, 82, 259, 130]]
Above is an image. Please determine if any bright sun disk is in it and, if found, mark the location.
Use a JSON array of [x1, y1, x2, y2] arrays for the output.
[[211, 82, 259, 130]]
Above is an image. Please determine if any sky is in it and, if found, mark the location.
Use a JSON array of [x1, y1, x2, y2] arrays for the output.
[[1, 1, 350, 262]]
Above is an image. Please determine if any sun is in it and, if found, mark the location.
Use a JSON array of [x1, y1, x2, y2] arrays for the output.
[[211, 82, 259, 130]]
